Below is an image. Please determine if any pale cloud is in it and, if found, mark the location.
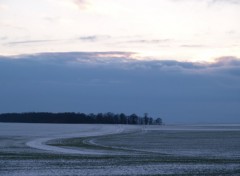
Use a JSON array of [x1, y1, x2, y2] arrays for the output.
[[52, 0, 90, 11], [72, 0, 90, 10], [172, 0, 240, 4], [180, 45, 207, 48], [211, 0, 240, 4], [79, 35, 111, 42], [0, 4, 8, 11], [43, 16, 61, 23], [125, 39, 172, 44], [6, 39, 61, 46], [0, 36, 8, 40]]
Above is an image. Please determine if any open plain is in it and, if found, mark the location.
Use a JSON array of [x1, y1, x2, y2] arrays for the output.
[[0, 123, 240, 176]]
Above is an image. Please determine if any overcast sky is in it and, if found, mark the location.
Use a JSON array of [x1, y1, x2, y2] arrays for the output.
[[1, 0, 240, 61], [0, 0, 240, 123]]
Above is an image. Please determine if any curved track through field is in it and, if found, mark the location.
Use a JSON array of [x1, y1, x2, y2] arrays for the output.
[[26, 124, 140, 155]]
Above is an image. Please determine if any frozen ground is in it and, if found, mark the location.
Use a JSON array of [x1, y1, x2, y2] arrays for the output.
[[0, 123, 240, 175]]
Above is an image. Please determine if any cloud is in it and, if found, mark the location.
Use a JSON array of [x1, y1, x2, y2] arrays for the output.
[[5, 35, 110, 47], [180, 45, 207, 48], [0, 36, 8, 41], [127, 39, 171, 44], [212, 56, 240, 66], [226, 30, 237, 35], [211, 0, 240, 4], [171, 0, 240, 5], [6, 39, 61, 46], [0, 4, 8, 11], [119, 39, 172, 45], [79, 35, 111, 42], [72, 0, 90, 10], [0, 52, 240, 123], [1, 52, 240, 71], [43, 16, 62, 23]]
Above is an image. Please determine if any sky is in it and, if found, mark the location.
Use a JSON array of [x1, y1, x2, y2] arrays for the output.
[[1, 0, 240, 61], [0, 0, 240, 123]]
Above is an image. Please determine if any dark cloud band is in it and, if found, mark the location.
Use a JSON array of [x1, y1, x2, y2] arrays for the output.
[[0, 52, 239, 123]]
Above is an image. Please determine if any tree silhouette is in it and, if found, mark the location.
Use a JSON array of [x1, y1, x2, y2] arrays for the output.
[[0, 112, 163, 125]]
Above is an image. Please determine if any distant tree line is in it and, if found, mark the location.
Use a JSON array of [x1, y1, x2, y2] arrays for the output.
[[0, 112, 163, 125]]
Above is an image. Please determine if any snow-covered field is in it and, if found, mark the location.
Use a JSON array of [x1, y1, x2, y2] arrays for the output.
[[0, 123, 240, 175]]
